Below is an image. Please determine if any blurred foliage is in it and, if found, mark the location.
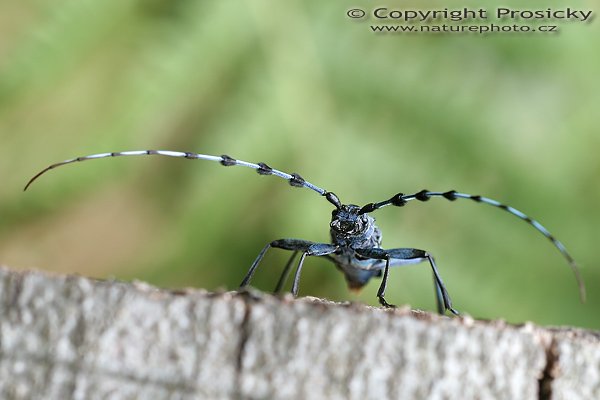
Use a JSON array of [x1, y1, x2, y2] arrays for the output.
[[0, 0, 598, 328]]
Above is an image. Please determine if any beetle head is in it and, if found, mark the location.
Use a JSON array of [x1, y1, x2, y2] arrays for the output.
[[330, 204, 373, 236]]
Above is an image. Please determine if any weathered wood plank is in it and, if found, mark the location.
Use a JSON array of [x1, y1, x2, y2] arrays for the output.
[[0, 266, 597, 400]]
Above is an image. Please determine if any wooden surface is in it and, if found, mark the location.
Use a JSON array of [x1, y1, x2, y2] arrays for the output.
[[0, 266, 598, 400]]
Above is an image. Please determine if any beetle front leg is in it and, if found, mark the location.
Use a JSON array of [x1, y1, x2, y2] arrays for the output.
[[355, 247, 459, 315], [376, 256, 395, 308], [240, 239, 337, 294]]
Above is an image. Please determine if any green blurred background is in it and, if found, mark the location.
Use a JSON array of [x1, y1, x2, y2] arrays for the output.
[[0, 0, 598, 328]]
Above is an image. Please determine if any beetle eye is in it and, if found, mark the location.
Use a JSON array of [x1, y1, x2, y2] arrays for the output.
[[341, 221, 354, 232]]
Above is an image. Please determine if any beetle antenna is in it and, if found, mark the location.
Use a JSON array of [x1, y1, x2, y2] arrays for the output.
[[24, 150, 343, 207], [359, 189, 586, 303]]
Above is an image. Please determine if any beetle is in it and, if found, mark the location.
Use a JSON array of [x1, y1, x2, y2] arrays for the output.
[[25, 150, 586, 314]]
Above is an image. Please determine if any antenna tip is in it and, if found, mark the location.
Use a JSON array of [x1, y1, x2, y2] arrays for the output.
[[579, 284, 587, 304], [23, 176, 38, 191], [569, 260, 586, 304]]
